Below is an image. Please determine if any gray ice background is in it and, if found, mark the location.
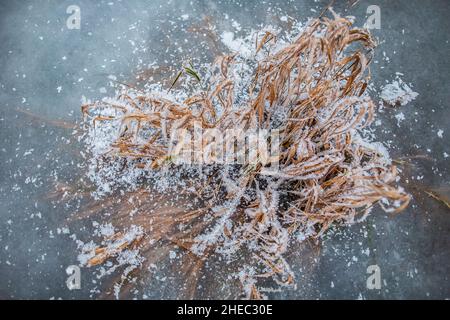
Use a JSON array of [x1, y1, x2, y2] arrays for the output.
[[0, 0, 449, 299]]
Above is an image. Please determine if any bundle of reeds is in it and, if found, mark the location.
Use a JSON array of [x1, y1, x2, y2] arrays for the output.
[[79, 12, 410, 299]]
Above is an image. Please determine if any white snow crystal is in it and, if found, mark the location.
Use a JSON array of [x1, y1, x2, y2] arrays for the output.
[[394, 112, 405, 127]]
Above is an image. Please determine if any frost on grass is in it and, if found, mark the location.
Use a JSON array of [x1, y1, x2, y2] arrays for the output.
[[76, 223, 145, 296], [77, 12, 411, 299]]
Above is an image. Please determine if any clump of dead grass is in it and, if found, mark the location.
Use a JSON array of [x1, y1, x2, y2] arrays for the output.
[[79, 12, 410, 299]]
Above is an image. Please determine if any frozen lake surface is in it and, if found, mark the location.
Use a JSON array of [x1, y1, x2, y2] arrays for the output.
[[0, 0, 449, 299]]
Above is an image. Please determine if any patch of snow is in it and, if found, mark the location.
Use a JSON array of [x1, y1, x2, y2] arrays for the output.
[[380, 78, 418, 106]]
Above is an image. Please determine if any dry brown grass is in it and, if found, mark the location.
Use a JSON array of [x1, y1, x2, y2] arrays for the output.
[[79, 13, 410, 299]]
